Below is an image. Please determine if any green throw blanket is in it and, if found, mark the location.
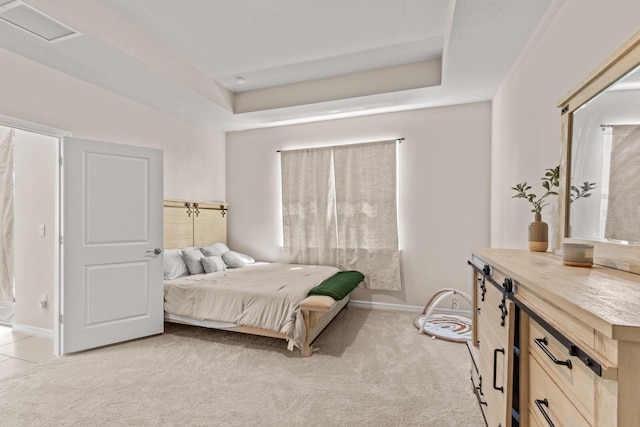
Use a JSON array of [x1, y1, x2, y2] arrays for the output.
[[307, 270, 365, 300]]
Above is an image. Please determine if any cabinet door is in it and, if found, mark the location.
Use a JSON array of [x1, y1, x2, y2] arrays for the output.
[[476, 282, 514, 427], [478, 324, 507, 426], [478, 280, 511, 344]]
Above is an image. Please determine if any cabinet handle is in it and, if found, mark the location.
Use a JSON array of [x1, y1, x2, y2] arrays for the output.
[[499, 278, 513, 327], [499, 302, 508, 326], [474, 375, 488, 406], [476, 277, 486, 301], [534, 337, 572, 369], [492, 348, 504, 393], [535, 398, 555, 427], [474, 308, 481, 347]]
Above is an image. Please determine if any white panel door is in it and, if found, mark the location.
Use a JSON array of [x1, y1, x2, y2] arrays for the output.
[[60, 137, 163, 354]]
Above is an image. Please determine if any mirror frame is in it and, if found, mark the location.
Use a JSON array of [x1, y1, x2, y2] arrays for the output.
[[558, 30, 640, 274]]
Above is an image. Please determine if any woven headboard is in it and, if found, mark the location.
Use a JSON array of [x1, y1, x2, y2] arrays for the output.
[[164, 199, 228, 249]]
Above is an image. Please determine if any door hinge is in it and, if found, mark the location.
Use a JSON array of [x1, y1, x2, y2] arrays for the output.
[[59, 236, 63, 245], [59, 157, 63, 166], [59, 314, 63, 324]]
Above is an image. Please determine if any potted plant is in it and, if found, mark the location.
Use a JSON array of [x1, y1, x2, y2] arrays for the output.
[[511, 166, 559, 252]]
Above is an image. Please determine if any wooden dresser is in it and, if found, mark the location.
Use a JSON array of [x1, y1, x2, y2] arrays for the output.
[[468, 249, 640, 427]]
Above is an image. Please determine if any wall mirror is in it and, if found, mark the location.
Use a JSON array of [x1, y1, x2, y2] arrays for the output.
[[559, 30, 640, 274]]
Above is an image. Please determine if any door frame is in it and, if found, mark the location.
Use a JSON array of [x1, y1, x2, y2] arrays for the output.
[[0, 113, 69, 355]]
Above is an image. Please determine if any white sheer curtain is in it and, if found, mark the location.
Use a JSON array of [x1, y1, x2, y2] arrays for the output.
[[281, 147, 338, 266], [280, 140, 401, 291], [0, 127, 14, 302], [605, 125, 640, 242], [333, 141, 400, 290]]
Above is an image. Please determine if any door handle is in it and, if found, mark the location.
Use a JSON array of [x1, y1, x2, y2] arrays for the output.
[[146, 248, 162, 255]]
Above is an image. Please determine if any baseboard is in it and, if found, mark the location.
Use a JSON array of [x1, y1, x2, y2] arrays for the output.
[[349, 299, 471, 316], [349, 300, 424, 312], [11, 323, 54, 340]]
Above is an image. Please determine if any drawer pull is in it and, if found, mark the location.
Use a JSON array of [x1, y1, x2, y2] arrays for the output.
[[534, 337, 572, 369], [535, 398, 556, 427], [492, 348, 505, 393]]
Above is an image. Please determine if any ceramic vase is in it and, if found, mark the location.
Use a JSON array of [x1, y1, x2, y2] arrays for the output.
[[528, 213, 548, 252]]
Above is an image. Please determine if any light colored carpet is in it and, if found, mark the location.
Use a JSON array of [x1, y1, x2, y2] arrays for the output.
[[0, 307, 484, 426]]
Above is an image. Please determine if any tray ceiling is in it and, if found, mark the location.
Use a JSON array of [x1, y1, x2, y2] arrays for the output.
[[0, 0, 553, 131]]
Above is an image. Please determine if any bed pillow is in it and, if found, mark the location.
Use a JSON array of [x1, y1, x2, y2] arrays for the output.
[[222, 251, 255, 268], [200, 242, 230, 257], [201, 256, 227, 273], [182, 248, 206, 275], [163, 249, 189, 280]]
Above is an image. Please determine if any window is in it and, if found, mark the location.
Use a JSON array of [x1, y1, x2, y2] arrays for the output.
[[280, 140, 400, 291]]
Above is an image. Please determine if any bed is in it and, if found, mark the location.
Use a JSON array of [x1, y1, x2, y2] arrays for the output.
[[162, 199, 362, 356]]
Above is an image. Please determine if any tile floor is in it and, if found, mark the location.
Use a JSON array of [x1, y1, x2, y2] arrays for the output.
[[0, 325, 56, 380]]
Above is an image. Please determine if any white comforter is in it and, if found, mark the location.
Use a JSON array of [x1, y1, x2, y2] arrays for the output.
[[164, 263, 339, 347]]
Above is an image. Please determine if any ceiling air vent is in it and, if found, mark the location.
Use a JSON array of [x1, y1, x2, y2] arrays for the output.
[[0, 0, 80, 43]]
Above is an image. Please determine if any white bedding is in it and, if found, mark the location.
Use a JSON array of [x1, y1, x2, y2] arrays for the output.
[[163, 263, 339, 347]]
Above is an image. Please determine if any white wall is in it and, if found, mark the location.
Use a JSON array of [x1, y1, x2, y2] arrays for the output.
[[13, 129, 57, 331], [226, 103, 491, 307], [0, 47, 226, 332], [0, 48, 225, 202], [491, 0, 640, 249]]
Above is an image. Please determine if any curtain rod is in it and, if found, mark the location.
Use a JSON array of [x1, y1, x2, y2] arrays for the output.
[[276, 138, 404, 153], [600, 124, 640, 128]]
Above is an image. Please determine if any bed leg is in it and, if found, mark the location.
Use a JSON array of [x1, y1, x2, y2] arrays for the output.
[[301, 308, 313, 357], [301, 343, 312, 357]]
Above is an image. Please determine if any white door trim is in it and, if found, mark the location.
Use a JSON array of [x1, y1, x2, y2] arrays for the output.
[[0, 114, 70, 138], [0, 113, 68, 355]]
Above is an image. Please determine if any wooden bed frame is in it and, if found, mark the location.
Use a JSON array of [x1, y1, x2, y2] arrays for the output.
[[163, 199, 350, 357]]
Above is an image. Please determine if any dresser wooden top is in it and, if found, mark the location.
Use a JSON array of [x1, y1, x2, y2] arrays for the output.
[[472, 248, 640, 342]]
